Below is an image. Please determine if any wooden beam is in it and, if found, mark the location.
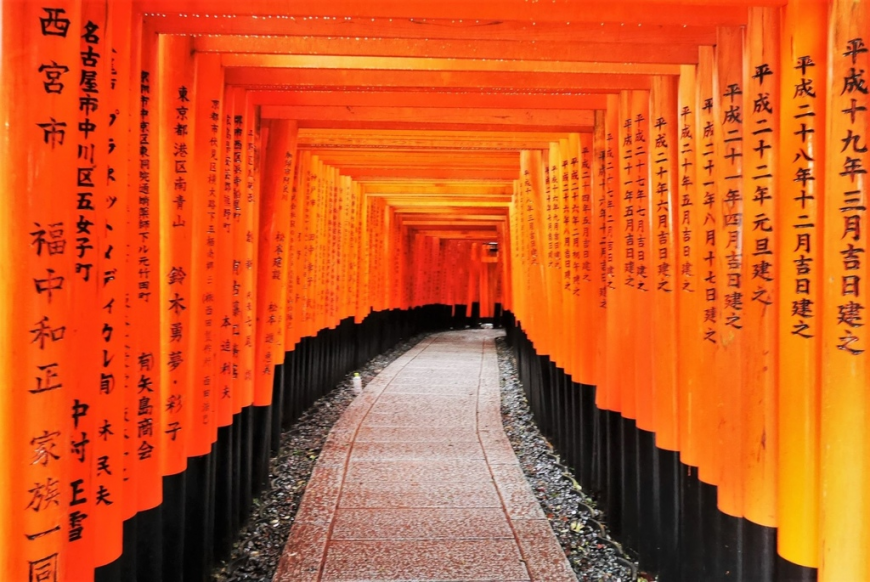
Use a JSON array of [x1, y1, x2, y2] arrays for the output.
[[387, 197, 514, 204], [262, 105, 594, 129], [292, 120, 588, 132], [312, 151, 518, 166], [408, 224, 500, 230], [317, 162, 516, 173], [148, 15, 718, 45], [222, 53, 681, 75], [408, 230, 499, 239], [297, 129, 573, 150], [313, 158, 516, 173], [364, 183, 512, 195], [388, 205, 510, 213], [360, 177, 515, 186], [251, 90, 608, 111], [375, 195, 513, 202], [137, 1, 757, 27], [380, 198, 511, 207], [395, 213, 509, 221], [400, 220, 506, 226], [342, 167, 518, 180], [292, 119, 589, 132], [365, 181, 511, 189], [198, 36, 700, 65], [224, 68, 654, 92]]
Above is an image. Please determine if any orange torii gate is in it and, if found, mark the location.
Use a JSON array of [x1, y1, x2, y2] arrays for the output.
[[0, 1, 866, 581]]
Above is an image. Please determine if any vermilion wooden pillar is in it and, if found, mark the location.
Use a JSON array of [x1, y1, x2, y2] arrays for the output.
[[695, 44, 720, 489], [189, 51, 224, 457], [742, 5, 780, 531], [631, 89, 653, 433], [157, 32, 195, 481], [132, 13, 163, 522], [66, 2, 110, 578], [287, 151, 311, 349], [676, 61, 702, 469], [242, 91, 260, 408], [592, 111, 607, 390], [353, 182, 367, 322], [95, 0, 133, 569], [820, 1, 869, 580], [122, 3, 144, 533], [520, 149, 546, 358], [230, 86, 246, 415], [1, 2, 80, 580], [578, 131, 597, 386], [714, 25, 746, 519], [558, 138, 575, 374], [616, 91, 634, 420], [548, 142, 565, 365], [301, 155, 319, 337], [216, 84, 235, 429], [650, 75, 679, 453], [602, 94, 621, 413], [255, 120, 298, 405], [777, 0, 826, 569], [510, 181, 524, 332]]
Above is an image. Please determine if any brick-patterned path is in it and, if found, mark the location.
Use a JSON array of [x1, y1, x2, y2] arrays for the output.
[[274, 329, 577, 582]]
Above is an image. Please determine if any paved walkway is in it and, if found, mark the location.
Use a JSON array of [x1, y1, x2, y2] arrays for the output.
[[274, 329, 577, 582]]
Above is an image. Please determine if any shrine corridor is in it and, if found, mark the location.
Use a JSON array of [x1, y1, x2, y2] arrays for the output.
[[2, 0, 869, 581]]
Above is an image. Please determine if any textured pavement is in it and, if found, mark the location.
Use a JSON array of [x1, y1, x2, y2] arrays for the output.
[[273, 329, 577, 582]]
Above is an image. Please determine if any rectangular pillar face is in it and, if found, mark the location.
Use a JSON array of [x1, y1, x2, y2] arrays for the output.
[[65, 2, 111, 577], [713, 25, 746, 519], [578, 131, 599, 386], [131, 19, 164, 516], [593, 111, 608, 389], [776, 0, 825, 568], [92, 0, 132, 566], [158, 33, 196, 478], [188, 52, 224, 456], [741, 5, 779, 530], [617, 90, 638, 421], [650, 76, 679, 452], [820, 2, 870, 581], [602, 94, 622, 413], [676, 62, 702, 467], [695, 44, 720, 488], [3, 3, 83, 580], [216, 85, 237, 427], [255, 120, 298, 406]]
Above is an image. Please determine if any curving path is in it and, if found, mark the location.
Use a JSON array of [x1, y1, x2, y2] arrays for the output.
[[274, 329, 577, 582]]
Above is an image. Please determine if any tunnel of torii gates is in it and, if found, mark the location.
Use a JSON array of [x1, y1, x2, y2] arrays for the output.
[[2, 0, 870, 581]]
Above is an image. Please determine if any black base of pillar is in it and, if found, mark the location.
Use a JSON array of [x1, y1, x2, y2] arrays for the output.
[[504, 313, 819, 582], [137, 505, 164, 582]]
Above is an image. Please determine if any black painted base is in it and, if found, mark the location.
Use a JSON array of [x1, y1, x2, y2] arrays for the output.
[[503, 312, 818, 582], [94, 304, 455, 582]]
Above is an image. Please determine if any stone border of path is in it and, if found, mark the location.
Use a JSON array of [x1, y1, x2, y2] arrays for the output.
[[273, 331, 577, 582]]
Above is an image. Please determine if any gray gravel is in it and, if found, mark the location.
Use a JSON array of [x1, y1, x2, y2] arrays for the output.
[[211, 333, 432, 582], [494, 335, 645, 582]]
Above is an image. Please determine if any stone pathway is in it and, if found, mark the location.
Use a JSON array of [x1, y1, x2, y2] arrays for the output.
[[274, 329, 577, 582]]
